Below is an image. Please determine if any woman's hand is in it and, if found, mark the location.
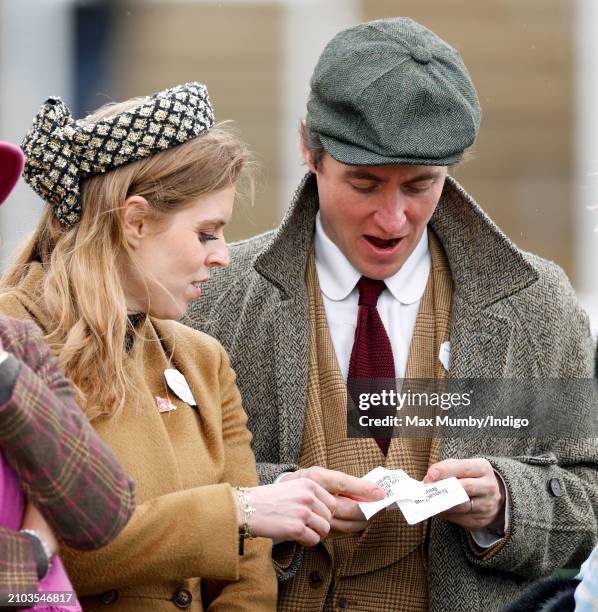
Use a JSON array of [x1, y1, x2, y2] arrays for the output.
[[237, 479, 337, 547], [22, 501, 59, 557], [279, 466, 385, 534]]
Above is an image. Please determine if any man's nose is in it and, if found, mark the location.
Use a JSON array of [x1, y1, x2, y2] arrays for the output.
[[373, 193, 407, 233]]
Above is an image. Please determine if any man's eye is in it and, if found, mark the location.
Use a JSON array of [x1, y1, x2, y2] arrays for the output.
[[350, 183, 378, 193], [199, 232, 218, 243], [404, 183, 431, 195]]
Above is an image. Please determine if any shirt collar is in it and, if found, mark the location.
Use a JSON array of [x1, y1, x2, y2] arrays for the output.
[[314, 211, 431, 305], [314, 212, 361, 301]]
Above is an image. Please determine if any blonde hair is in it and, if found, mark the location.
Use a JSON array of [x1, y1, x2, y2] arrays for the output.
[[2, 97, 252, 420]]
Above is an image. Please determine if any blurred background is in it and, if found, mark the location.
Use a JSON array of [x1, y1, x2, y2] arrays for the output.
[[2, 0, 598, 330]]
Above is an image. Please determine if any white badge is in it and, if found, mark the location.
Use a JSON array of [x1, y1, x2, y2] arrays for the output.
[[164, 369, 197, 406], [439, 341, 451, 371]]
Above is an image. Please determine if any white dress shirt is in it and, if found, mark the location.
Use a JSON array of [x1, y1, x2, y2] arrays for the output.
[[314, 211, 431, 381], [313, 212, 507, 548]]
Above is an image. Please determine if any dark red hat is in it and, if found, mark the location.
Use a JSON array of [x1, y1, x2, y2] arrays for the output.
[[0, 141, 24, 204]]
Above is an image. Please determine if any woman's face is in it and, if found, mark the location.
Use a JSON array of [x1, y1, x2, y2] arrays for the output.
[[123, 186, 234, 320]]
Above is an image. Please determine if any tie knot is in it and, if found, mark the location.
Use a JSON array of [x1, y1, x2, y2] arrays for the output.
[[357, 277, 387, 307]]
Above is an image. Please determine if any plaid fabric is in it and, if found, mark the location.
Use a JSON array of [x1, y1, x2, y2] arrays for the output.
[[0, 316, 135, 600], [0, 530, 37, 600], [276, 237, 452, 611]]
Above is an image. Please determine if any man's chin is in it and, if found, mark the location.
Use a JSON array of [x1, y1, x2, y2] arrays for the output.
[[354, 259, 405, 281]]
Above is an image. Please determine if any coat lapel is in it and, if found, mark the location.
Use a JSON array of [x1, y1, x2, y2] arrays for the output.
[[440, 301, 516, 461], [252, 175, 317, 462], [269, 296, 311, 464], [449, 299, 515, 379], [430, 177, 539, 312]]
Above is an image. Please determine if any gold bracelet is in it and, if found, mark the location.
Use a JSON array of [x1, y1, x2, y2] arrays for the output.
[[233, 487, 256, 549]]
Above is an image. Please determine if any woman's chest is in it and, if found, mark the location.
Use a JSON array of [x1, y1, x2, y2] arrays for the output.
[[92, 340, 224, 502]]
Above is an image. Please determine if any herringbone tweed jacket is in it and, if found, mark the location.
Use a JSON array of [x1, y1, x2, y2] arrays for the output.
[[186, 173, 598, 612]]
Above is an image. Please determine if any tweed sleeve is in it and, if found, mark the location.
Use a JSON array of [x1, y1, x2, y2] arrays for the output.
[[0, 318, 135, 550], [201, 346, 277, 611], [257, 462, 300, 486], [459, 451, 598, 576], [460, 292, 598, 576], [0, 529, 38, 608]]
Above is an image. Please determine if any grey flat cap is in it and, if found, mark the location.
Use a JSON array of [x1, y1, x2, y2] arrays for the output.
[[306, 17, 481, 166]]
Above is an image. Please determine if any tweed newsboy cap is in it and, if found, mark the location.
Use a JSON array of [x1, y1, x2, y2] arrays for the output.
[[21, 82, 214, 225], [306, 17, 481, 166]]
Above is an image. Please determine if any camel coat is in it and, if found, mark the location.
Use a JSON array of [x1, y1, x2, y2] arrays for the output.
[[0, 263, 277, 611]]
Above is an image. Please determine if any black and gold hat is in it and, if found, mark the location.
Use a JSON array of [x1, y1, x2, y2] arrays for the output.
[[21, 82, 214, 226]]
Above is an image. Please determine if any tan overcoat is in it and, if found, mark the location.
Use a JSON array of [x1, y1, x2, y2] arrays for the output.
[[0, 263, 277, 611]]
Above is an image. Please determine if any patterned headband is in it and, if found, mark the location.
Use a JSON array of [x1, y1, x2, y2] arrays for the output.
[[21, 82, 215, 226]]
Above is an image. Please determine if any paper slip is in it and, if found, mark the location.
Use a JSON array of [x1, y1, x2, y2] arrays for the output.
[[358, 467, 419, 519], [397, 477, 470, 525], [358, 466, 469, 525]]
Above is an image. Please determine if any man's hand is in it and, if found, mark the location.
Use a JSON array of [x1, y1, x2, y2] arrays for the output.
[[280, 466, 385, 534], [423, 458, 506, 531], [329, 494, 369, 533]]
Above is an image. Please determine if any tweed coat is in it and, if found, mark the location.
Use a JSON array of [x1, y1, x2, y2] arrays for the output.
[[0, 316, 135, 607], [0, 264, 277, 612], [187, 173, 598, 612]]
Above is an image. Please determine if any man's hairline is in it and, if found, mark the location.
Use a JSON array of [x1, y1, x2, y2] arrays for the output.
[[301, 124, 462, 173], [340, 165, 448, 183]]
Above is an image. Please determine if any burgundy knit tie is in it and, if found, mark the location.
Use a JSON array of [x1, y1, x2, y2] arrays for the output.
[[348, 277, 395, 454]]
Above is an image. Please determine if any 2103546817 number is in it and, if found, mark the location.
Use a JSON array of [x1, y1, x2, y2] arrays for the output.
[[4, 591, 76, 606]]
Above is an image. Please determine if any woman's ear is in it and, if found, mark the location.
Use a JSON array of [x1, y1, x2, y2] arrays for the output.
[[122, 196, 151, 249]]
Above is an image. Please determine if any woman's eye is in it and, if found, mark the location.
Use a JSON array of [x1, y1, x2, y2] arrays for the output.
[[199, 232, 218, 243]]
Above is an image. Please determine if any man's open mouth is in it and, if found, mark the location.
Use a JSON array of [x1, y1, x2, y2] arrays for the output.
[[364, 235, 400, 249]]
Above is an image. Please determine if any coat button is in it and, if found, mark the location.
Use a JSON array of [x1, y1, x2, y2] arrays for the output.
[[338, 597, 349, 609], [548, 478, 563, 497], [98, 590, 119, 605], [308, 570, 323, 587], [172, 588, 193, 609]]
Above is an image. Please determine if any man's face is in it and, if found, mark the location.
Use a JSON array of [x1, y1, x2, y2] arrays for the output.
[[303, 150, 447, 280]]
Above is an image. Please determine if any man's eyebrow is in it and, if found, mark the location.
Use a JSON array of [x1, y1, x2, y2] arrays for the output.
[[343, 169, 386, 181], [342, 169, 444, 182], [405, 171, 444, 183]]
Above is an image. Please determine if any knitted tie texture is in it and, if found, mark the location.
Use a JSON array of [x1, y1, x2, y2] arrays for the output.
[[348, 277, 395, 454]]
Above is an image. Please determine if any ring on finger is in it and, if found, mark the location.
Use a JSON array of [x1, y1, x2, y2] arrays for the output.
[[469, 498, 475, 514]]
